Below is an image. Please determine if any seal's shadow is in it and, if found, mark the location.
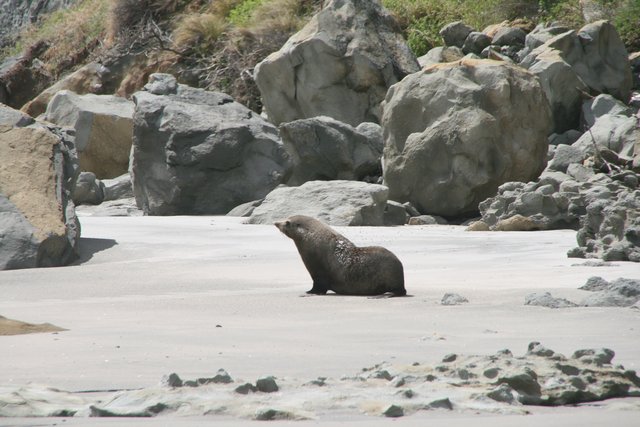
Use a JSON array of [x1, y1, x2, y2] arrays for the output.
[[73, 237, 118, 265]]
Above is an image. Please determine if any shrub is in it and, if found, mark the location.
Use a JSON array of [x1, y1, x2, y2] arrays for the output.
[[612, 0, 640, 52], [173, 13, 229, 55]]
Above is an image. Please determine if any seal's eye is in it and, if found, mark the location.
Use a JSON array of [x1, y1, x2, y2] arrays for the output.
[[285, 220, 291, 227]]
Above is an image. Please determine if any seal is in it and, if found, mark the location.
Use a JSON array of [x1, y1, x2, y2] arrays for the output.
[[275, 215, 406, 296]]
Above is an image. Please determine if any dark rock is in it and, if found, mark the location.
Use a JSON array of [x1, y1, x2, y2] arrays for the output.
[[256, 376, 279, 393]]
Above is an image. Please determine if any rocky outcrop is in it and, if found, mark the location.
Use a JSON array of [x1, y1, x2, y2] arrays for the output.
[[247, 180, 388, 226], [0, 41, 53, 109], [279, 116, 382, 185], [44, 90, 134, 179], [521, 21, 632, 133], [0, 0, 76, 48], [0, 124, 79, 270], [254, 0, 419, 126], [3, 343, 638, 417], [131, 74, 291, 215], [382, 59, 551, 217]]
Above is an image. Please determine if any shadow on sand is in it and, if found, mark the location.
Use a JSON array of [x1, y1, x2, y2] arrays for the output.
[[73, 237, 118, 265]]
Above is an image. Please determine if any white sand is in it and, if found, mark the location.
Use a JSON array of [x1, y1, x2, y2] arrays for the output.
[[1, 216, 639, 425]]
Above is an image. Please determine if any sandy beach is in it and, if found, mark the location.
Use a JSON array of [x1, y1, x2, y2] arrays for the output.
[[1, 215, 639, 425]]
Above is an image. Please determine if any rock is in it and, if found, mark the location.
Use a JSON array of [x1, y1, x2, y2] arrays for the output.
[[417, 46, 464, 68], [547, 144, 588, 173], [497, 371, 542, 403], [226, 199, 263, 217], [0, 41, 53, 109], [580, 277, 640, 307], [256, 376, 279, 393], [520, 23, 571, 58], [160, 373, 182, 388], [254, 408, 296, 421], [44, 90, 134, 179], [382, 404, 404, 417], [408, 215, 447, 225], [0, 103, 34, 127], [426, 397, 453, 410], [462, 32, 492, 55], [491, 27, 526, 47], [572, 114, 639, 160], [131, 74, 291, 215], [442, 354, 457, 363], [439, 21, 473, 48], [572, 348, 615, 365], [487, 384, 516, 403], [197, 369, 233, 385], [72, 171, 105, 205], [526, 342, 558, 357], [247, 180, 388, 226], [441, 293, 469, 306], [75, 197, 142, 217], [521, 21, 632, 132], [525, 292, 578, 308], [383, 200, 409, 226], [581, 94, 633, 128], [22, 62, 109, 118], [570, 186, 640, 262], [549, 129, 582, 146], [494, 214, 542, 231], [254, 0, 419, 126], [279, 116, 382, 185], [0, 124, 79, 270], [465, 220, 490, 231], [102, 173, 133, 201], [383, 59, 551, 218], [234, 383, 258, 394], [579, 276, 610, 291]]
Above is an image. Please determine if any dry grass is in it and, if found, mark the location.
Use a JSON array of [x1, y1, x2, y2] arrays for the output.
[[8, 0, 110, 76]]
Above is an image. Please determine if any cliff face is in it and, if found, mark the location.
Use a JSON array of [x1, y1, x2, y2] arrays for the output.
[[0, 0, 77, 47]]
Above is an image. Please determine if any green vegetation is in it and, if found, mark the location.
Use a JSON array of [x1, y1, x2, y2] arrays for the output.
[[3, 0, 110, 75], [1, 0, 637, 109]]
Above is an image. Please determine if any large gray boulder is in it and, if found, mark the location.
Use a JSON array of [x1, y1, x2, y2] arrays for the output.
[[254, 0, 419, 126], [0, 124, 79, 270], [382, 59, 551, 217], [44, 90, 134, 179], [279, 116, 382, 185], [131, 74, 292, 216], [247, 180, 388, 226], [572, 114, 639, 160], [521, 21, 632, 133]]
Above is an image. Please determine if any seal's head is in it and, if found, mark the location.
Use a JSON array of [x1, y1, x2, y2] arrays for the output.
[[274, 215, 313, 240]]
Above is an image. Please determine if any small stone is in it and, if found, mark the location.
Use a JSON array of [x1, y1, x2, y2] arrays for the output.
[[256, 376, 279, 393], [572, 348, 615, 365], [427, 397, 453, 410], [383, 404, 404, 417], [160, 373, 182, 388], [401, 389, 415, 398], [441, 293, 469, 305], [235, 383, 258, 394], [442, 353, 457, 363], [483, 368, 500, 379], [580, 276, 610, 291], [198, 368, 233, 385], [456, 369, 472, 380], [527, 342, 556, 357], [391, 376, 406, 387], [487, 384, 516, 403], [372, 370, 393, 381], [255, 408, 293, 421]]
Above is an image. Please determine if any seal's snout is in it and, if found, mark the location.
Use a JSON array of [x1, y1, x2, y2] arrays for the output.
[[274, 220, 287, 232]]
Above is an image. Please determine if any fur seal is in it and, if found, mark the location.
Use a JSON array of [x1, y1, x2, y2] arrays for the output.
[[275, 215, 406, 296]]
